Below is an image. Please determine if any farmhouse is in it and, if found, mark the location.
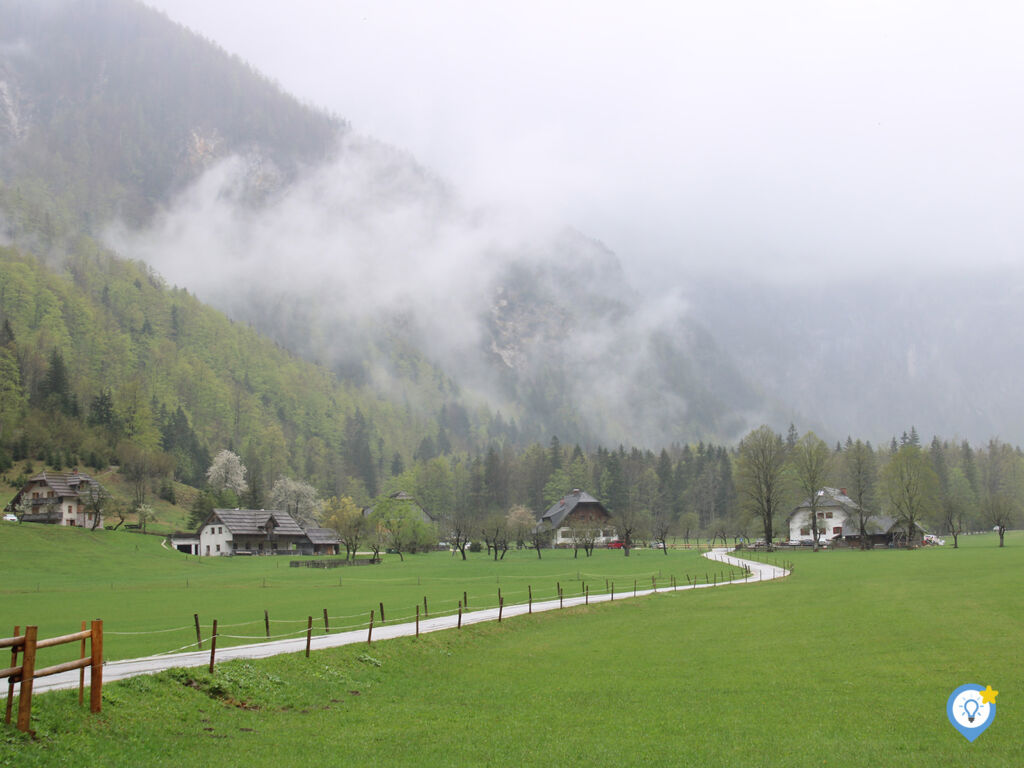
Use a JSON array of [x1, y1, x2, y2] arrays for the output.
[[788, 487, 857, 544], [789, 488, 929, 546], [538, 489, 615, 547], [196, 508, 310, 556], [6, 470, 107, 528]]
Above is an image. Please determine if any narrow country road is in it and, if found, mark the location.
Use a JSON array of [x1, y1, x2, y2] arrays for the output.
[[7, 548, 788, 697]]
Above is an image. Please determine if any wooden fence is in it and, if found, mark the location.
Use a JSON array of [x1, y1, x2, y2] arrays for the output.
[[2, 620, 103, 734]]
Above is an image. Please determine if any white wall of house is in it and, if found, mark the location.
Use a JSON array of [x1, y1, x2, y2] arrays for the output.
[[789, 508, 849, 542], [199, 521, 233, 556]]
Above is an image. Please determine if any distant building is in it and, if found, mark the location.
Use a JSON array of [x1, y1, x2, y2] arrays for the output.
[[788, 487, 928, 546], [170, 508, 341, 556], [788, 487, 858, 544], [537, 489, 615, 547], [6, 470, 107, 528]]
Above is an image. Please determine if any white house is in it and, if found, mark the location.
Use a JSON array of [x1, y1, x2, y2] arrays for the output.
[[788, 487, 857, 544], [537, 490, 616, 548], [197, 508, 308, 556], [6, 470, 106, 528]]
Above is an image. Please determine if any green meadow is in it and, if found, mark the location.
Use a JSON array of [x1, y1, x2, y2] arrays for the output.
[[0, 523, 729, 660], [2, 527, 1021, 767]]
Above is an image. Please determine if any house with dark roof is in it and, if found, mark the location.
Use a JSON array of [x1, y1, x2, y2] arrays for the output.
[[304, 527, 341, 555], [6, 470, 107, 528], [197, 509, 309, 556], [537, 490, 615, 548]]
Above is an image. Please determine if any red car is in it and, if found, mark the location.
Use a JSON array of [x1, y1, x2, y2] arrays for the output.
[[607, 540, 624, 549]]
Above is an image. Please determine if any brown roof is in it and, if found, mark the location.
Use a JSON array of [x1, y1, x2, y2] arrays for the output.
[[305, 527, 341, 545], [28, 470, 104, 499]]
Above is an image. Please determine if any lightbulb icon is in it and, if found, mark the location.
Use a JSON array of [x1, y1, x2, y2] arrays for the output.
[[964, 698, 979, 723]]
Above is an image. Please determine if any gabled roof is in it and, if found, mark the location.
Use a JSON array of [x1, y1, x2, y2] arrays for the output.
[[540, 490, 608, 529], [305, 527, 341, 545], [26, 471, 103, 499], [209, 509, 306, 537], [790, 487, 858, 520], [840, 515, 929, 537]]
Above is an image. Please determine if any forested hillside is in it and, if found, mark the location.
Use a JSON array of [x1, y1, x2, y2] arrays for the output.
[[0, 238, 439, 501]]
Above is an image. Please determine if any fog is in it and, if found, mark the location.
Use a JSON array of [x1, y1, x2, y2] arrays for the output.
[[110, 0, 1024, 445], [140, 0, 1024, 291]]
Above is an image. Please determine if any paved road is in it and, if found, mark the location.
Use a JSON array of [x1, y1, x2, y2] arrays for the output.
[[6, 548, 788, 696]]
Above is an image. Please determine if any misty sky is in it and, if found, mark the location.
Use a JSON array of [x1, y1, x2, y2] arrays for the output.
[[140, 0, 1024, 290]]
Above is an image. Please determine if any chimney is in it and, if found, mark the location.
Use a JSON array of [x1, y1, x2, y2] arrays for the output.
[[840, 488, 847, 496], [572, 489, 581, 496]]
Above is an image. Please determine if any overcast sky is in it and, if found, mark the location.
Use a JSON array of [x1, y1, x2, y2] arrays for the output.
[[140, 0, 1024, 289]]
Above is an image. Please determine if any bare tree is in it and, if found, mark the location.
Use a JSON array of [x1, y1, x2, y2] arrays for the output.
[[529, 525, 551, 559], [980, 438, 1022, 547], [791, 432, 831, 550], [481, 513, 510, 560], [883, 444, 937, 547], [736, 426, 789, 552], [506, 505, 536, 549], [651, 509, 672, 554], [844, 439, 878, 550]]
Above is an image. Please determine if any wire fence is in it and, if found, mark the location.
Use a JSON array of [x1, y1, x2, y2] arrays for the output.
[[96, 556, 780, 659]]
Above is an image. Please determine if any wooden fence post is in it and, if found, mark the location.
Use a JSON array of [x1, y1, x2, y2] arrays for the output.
[[423, 596, 428, 618], [367, 610, 374, 644], [463, 591, 468, 608], [16, 625, 37, 733], [379, 602, 385, 623], [208, 620, 217, 674], [528, 585, 532, 614], [611, 582, 614, 601], [194, 613, 202, 650], [264, 609, 270, 638], [585, 585, 589, 605], [498, 596, 504, 623], [458, 601, 463, 629], [89, 620, 102, 714], [323, 608, 330, 634], [416, 605, 420, 638], [306, 617, 312, 658]]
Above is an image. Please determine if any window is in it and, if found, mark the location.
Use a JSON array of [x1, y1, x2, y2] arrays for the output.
[[833, 527, 842, 535], [817, 512, 825, 519], [68, 506, 73, 514], [826, 512, 834, 519], [800, 528, 810, 536], [216, 544, 221, 552]]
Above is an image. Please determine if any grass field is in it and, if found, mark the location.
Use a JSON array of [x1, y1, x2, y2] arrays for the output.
[[2, 529, 1021, 767], [0, 522, 731, 661]]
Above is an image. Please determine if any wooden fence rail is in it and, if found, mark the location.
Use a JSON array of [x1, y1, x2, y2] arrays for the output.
[[2, 620, 102, 734]]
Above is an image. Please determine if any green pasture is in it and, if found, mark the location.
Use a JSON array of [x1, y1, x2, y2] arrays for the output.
[[2, 529, 1021, 767], [0, 522, 729, 661]]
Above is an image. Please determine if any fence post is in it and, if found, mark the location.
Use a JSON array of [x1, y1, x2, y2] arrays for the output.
[[498, 596, 504, 623], [528, 585, 532, 614], [463, 591, 468, 609], [306, 617, 312, 658], [4, 625, 18, 724], [458, 601, 463, 629], [323, 608, 330, 635], [611, 582, 614, 601], [379, 602, 385, 623], [16, 625, 37, 733], [208, 620, 217, 674], [367, 610, 374, 644], [423, 596, 428, 618], [416, 605, 420, 638], [88, 621, 103, 715], [634, 579, 637, 597], [265, 609, 270, 638], [585, 585, 589, 605], [194, 613, 202, 650]]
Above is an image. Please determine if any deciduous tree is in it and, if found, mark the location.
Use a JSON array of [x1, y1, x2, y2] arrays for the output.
[[736, 426, 789, 551]]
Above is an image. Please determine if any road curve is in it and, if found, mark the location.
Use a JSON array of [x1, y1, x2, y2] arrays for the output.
[[8, 548, 788, 696]]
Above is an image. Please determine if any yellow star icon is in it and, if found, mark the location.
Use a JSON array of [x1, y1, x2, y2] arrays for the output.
[[979, 685, 999, 704]]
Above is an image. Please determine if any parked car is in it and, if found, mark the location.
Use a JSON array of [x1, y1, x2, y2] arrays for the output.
[[2, 514, 17, 522], [607, 540, 624, 549]]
